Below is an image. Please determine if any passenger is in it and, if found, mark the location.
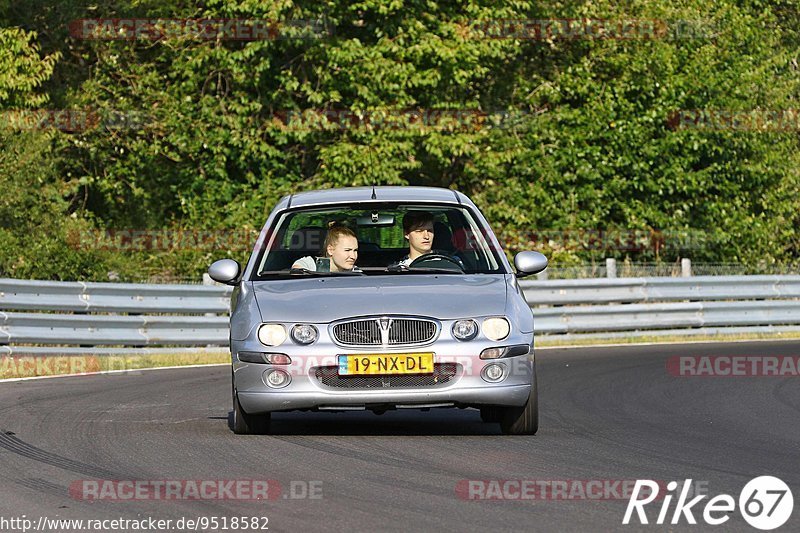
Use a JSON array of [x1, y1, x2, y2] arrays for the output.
[[291, 223, 360, 272], [394, 211, 464, 269]]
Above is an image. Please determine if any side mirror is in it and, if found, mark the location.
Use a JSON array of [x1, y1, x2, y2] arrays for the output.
[[513, 251, 548, 277], [208, 259, 241, 285]]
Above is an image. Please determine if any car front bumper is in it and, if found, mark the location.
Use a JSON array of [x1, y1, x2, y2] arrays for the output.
[[231, 337, 536, 414], [237, 382, 532, 413]]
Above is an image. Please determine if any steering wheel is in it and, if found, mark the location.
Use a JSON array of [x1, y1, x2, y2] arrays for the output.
[[409, 253, 464, 271]]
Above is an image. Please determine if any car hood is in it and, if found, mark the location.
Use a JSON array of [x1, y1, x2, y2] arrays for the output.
[[252, 275, 507, 322]]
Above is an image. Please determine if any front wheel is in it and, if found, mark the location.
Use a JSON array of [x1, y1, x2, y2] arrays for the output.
[[479, 406, 501, 423], [232, 382, 271, 435], [499, 376, 539, 435]]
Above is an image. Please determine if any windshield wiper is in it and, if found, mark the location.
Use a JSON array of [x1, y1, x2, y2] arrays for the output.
[[258, 268, 336, 278], [290, 268, 365, 276]]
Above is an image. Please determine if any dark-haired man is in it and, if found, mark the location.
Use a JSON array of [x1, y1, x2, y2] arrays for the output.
[[392, 211, 464, 269]]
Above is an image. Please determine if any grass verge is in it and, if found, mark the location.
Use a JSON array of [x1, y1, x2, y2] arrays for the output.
[[535, 330, 800, 348], [1, 351, 229, 380]]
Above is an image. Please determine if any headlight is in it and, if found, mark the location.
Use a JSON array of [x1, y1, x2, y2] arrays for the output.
[[291, 324, 318, 344], [258, 324, 287, 346], [483, 317, 510, 341], [452, 319, 478, 341]]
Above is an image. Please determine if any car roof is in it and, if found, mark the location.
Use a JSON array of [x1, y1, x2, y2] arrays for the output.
[[284, 186, 468, 209]]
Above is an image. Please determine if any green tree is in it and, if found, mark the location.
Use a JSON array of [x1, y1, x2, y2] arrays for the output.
[[3, 0, 800, 279]]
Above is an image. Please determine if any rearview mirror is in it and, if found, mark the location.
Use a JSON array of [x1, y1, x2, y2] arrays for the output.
[[356, 212, 396, 226]]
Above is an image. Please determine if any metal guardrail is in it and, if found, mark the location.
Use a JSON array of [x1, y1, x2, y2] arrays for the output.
[[0, 279, 232, 355], [531, 300, 800, 334], [0, 279, 230, 314], [520, 275, 800, 338], [0, 313, 229, 345], [520, 276, 800, 306], [1, 275, 799, 354]]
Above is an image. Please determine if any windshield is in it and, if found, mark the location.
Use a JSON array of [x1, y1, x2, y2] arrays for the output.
[[252, 203, 505, 280]]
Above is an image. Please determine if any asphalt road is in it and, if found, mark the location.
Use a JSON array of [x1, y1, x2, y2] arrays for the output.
[[0, 340, 798, 532]]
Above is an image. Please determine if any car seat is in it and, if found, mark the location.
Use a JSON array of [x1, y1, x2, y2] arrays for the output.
[[432, 221, 455, 252]]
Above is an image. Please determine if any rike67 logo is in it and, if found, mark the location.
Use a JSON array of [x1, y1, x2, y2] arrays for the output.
[[623, 476, 793, 530]]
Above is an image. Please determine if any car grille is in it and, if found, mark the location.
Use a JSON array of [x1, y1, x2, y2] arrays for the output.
[[312, 363, 460, 389], [331, 317, 437, 347]]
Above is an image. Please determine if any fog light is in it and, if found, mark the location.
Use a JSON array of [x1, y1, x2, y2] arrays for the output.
[[481, 363, 505, 383], [265, 369, 291, 388]]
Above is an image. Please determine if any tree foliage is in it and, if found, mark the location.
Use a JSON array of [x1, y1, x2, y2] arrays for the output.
[[1, 0, 799, 280]]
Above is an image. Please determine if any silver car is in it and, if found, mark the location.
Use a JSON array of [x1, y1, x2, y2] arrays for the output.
[[208, 186, 547, 434]]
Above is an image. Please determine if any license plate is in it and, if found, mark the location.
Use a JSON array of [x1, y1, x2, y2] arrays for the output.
[[338, 353, 434, 376]]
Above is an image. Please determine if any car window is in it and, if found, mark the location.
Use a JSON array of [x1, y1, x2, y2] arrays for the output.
[[253, 203, 505, 278]]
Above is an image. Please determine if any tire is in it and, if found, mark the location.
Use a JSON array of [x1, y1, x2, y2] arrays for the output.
[[479, 407, 501, 423], [499, 374, 539, 435], [232, 382, 271, 435]]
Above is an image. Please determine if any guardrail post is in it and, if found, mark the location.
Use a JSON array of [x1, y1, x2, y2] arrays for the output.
[[606, 258, 617, 278], [681, 258, 692, 277]]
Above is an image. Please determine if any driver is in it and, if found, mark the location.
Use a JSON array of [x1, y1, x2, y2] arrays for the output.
[[393, 211, 464, 269]]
